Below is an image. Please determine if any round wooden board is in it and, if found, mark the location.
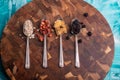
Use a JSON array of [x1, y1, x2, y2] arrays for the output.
[[1, 0, 114, 80]]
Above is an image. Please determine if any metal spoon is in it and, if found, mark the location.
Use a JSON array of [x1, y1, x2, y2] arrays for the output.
[[54, 19, 67, 68], [23, 20, 33, 69], [71, 19, 81, 68], [43, 34, 47, 68], [59, 34, 64, 67], [40, 19, 50, 68], [75, 34, 80, 68]]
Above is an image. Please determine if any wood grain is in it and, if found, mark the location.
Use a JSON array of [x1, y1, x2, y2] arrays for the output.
[[1, 0, 114, 80]]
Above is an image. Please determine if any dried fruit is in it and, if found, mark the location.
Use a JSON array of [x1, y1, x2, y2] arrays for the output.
[[66, 36, 70, 40], [70, 19, 82, 35], [39, 19, 52, 36], [78, 39, 82, 43], [87, 31, 92, 37], [36, 19, 53, 42], [81, 25, 86, 28], [54, 19, 67, 36], [83, 13, 88, 17], [36, 33, 44, 41]]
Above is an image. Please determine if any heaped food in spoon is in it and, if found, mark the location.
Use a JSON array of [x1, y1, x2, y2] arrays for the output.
[[40, 19, 52, 36], [23, 20, 33, 37], [70, 19, 82, 68], [37, 19, 52, 41], [54, 19, 67, 36], [39, 19, 52, 68], [70, 19, 82, 35], [23, 19, 33, 69], [53, 19, 67, 68]]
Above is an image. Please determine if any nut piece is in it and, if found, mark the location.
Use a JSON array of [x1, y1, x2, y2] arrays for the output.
[[39, 19, 52, 37]]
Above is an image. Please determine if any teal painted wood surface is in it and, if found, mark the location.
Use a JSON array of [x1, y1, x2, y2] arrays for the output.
[[0, 0, 120, 80]]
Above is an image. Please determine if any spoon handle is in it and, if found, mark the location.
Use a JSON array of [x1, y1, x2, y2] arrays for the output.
[[25, 37, 30, 69], [75, 35, 80, 68], [43, 35, 48, 68], [59, 35, 64, 67]]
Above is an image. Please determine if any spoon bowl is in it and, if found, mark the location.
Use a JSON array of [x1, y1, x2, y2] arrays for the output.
[[23, 20, 33, 37]]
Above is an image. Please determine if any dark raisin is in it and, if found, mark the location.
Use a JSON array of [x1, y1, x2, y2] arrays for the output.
[[78, 39, 82, 43], [80, 22, 83, 24], [82, 25, 86, 28], [87, 31, 92, 36], [83, 13, 88, 17], [66, 36, 70, 40]]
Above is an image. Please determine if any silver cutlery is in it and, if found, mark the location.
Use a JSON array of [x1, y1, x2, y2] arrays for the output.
[[59, 34, 64, 67], [23, 20, 33, 69], [71, 19, 81, 68], [75, 35, 80, 68], [43, 34, 48, 68]]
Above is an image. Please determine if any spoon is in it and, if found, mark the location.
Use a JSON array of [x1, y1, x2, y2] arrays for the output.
[[23, 20, 33, 69], [59, 34, 64, 67], [75, 34, 80, 68], [54, 19, 67, 67], [71, 19, 81, 68], [43, 34, 47, 68], [40, 19, 52, 68]]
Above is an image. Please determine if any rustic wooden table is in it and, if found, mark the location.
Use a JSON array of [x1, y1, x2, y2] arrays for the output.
[[1, 0, 114, 80]]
